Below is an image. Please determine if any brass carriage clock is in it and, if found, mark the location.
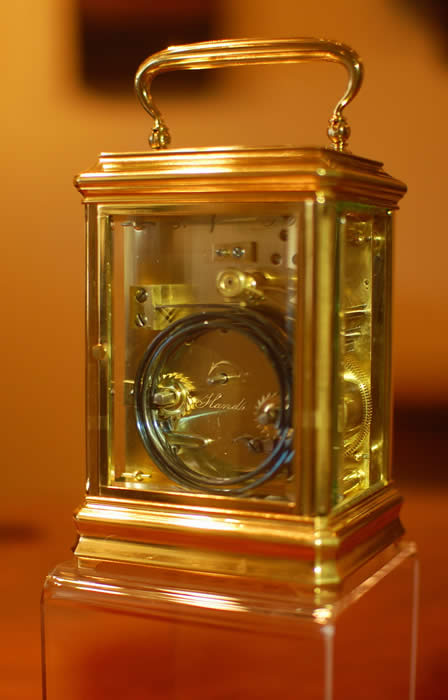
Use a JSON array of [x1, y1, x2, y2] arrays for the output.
[[42, 39, 417, 700]]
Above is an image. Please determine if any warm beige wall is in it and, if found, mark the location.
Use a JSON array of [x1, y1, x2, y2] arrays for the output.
[[1, 0, 447, 509]]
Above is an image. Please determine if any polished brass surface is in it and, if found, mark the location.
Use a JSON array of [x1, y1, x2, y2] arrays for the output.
[[216, 268, 259, 300], [75, 148, 405, 208], [91, 343, 107, 361], [134, 38, 363, 152], [74, 484, 403, 594], [130, 283, 193, 330], [255, 393, 281, 438], [343, 356, 372, 456], [153, 372, 197, 419]]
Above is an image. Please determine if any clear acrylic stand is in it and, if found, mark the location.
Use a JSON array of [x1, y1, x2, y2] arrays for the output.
[[42, 541, 418, 700]]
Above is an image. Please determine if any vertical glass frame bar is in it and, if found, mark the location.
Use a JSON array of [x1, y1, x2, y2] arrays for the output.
[[299, 200, 339, 517], [85, 205, 113, 497], [85, 203, 100, 497]]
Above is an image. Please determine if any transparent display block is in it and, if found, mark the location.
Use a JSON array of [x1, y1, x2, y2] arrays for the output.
[[42, 542, 418, 700]]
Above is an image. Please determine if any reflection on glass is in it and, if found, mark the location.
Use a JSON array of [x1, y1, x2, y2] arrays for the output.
[[110, 213, 298, 500]]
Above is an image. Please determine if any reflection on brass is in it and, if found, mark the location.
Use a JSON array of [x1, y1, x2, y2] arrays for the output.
[[216, 269, 263, 300], [118, 470, 151, 484], [152, 372, 197, 421], [152, 388, 177, 407], [344, 304, 368, 318], [123, 379, 135, 406], [166, 432, 214, 449], [134, 38, 363, 152], [343, 357, 372, 456], [207, 360, 242, 386], [234, 434, 275, 454], [341, 466, 365, 496], [254, 392, 281, 439], [214, 241, 257, 262], [135, 312, 148, 327], [344, 305, 369, 351], [216, 268, 290, 306], [135, 287, 148, 303], [130, 284, 192, 330], [91, 343, 107, 361], [347, 220, 372, 246]]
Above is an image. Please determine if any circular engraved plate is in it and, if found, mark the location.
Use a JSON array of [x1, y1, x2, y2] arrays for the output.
[[135, 308, 293, 495]]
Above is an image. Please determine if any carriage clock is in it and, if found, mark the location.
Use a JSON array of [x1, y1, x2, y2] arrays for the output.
[[42, 35, 413, 670], [67, 37, 408, 594]]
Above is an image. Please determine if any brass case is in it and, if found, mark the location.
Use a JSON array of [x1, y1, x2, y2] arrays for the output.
[[74, 142, 406, 602]]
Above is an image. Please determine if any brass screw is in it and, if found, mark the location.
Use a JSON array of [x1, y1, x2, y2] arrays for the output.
[[135, 313, 148, 327], [216, 248, 230, 257], [232, 246, 245, 258], [135, 288, 148, 303]]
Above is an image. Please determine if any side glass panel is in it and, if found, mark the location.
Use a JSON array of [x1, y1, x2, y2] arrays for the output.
[[105, 211, 301, 503], [335, 207, 390, 506]]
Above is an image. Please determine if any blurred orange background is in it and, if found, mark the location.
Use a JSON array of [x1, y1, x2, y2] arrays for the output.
[[1, 0, 447, 697]]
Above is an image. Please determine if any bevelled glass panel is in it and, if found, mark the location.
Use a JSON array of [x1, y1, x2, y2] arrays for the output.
[[334, 206, 392, 507], [86, 200, 393, 513], [106, 210, 301, 503]]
